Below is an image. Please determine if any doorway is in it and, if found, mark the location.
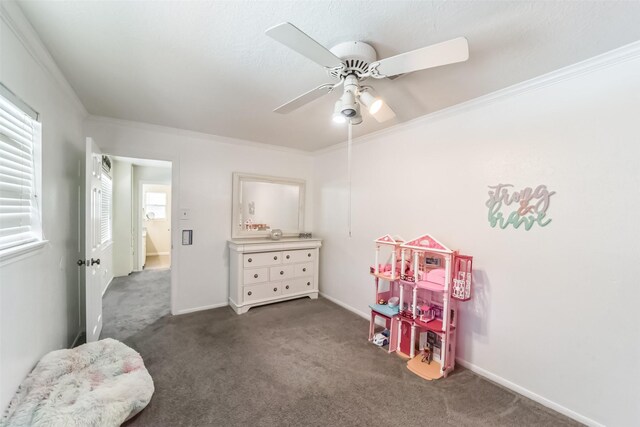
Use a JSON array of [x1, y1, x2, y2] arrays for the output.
[[100, 155, 173, 341], [141, 183, 171, 270]]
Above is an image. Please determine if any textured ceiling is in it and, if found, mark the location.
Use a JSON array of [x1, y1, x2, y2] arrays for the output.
[[18, 0, 640, 151]]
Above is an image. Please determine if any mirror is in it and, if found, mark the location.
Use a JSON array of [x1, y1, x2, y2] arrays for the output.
[[232, 173, 305, 239]]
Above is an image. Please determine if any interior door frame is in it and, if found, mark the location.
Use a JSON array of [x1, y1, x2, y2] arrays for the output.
[[93, 147, 180, 316], [138, 180, 172, 267]]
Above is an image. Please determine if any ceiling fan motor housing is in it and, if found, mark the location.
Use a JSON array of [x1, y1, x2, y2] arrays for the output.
[[329, 41, 377, 79]]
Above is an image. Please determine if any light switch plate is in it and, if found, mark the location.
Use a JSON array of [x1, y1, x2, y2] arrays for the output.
[[182, 230, 193, 245]]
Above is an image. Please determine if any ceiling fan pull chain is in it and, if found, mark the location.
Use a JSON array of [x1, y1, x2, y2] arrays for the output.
[[347, 120, 353, 238]]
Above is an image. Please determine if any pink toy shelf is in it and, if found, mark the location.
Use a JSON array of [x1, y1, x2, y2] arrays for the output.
[[368, 234, 404, 354], [367, 233, 473, 380]]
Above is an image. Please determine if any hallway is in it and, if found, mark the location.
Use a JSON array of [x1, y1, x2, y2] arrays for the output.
[[101, 269, 171, 342]]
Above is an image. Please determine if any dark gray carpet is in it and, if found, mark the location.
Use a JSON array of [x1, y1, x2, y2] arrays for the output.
[[115, 297, 579, 427], [101, 269, 171, 341]]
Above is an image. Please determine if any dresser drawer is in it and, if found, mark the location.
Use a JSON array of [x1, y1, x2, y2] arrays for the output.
[[294, 262, 313, 277], [243, 268, 268, 285], [244, 283, 282, 302], [243, 251, 282, 268], [269, 265, 294, 281], [283, 277, 314, 295], [282, 249, 315, 264]]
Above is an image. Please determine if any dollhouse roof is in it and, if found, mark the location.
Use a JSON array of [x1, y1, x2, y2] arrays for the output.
[[374, 234, 404, 245], [401, 234, 452, 254]]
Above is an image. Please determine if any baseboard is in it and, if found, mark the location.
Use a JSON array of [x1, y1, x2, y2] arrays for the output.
[[173, 302, 229, 315], [146, 251, 169, 256], [319, 292, 370, 320], [70, 330, 84, 348], [455, 358, 603, 427], [101, 276, 114, 297]]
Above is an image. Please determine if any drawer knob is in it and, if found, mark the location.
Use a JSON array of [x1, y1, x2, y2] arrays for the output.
[[286, 255, 290, 259], [286, 285, 289, 290], [254, 274, 258, 278], [303, 268, 306, 272], [247, 291, 252, 296], [273, 287, 278, 292], [248, 258, 252, 263], [280, 271, 284, 275], [273, 255, 278, 260], [307, 253, 311, 257], [307, 282, 311, 286]]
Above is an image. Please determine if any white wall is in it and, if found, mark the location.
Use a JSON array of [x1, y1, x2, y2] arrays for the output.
[[112, 159, 133, 277], [0, 2, 86, 410], [84, 117, 314, 314], [313, 50, 640, 426]]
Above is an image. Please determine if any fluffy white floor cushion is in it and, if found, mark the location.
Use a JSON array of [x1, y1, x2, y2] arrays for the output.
[[1, 338, 154, 427]]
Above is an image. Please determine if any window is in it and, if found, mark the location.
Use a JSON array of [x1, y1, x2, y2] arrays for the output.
[[100, 169, 112, 243], [0, 84, 43, 258], [145, 192, 167, 220]]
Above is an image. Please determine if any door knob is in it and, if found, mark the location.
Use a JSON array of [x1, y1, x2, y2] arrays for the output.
[[90, 258, 100, 266], [77, 259, 87, 266]]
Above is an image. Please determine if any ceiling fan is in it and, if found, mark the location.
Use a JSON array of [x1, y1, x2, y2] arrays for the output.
[[266, 22, 469, 125]]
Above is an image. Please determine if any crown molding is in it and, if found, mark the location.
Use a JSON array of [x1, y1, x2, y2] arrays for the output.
[[314, 38, 640, 156], [85, 115, 314, 157], [0, 1, 88, 117]]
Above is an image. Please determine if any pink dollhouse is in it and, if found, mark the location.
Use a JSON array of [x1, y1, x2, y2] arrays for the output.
[[368, 233, 473, 380], [368, 235, 404, 354]]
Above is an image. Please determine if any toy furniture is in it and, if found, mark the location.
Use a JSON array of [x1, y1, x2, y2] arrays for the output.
[[228, 238, 322, 314], [368, 235, 404, 353], [368, 233, 473, 380]]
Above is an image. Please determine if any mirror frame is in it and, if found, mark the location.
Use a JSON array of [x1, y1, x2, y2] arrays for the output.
[[231, 172, 306, 239]]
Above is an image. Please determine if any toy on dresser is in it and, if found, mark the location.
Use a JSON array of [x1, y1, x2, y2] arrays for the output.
[[367, 232, 474, 381]]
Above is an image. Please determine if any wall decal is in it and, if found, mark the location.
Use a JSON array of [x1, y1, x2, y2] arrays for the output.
[[486, 184, 555, 230]]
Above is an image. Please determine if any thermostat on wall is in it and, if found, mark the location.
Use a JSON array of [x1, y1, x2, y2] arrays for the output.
[[182, 230, 193, 245]]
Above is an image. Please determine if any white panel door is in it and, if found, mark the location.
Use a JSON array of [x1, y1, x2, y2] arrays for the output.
[[85, 137, 105, 342]]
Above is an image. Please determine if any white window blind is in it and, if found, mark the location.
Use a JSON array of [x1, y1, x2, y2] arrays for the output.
[[100, 169, 112, 244], [0, 88, 42, 254]]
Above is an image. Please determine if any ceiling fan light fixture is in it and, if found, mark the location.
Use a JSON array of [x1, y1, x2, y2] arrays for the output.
[[360, 90, 383, 115], [349, 103, 362, 125], [332, 100, 347, 123], [340, 91, 357, 118]]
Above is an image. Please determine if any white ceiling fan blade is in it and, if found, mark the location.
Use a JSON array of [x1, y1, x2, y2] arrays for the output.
[[266, 22, 344, 69], [274, 84, 334, 114], [370, 101, 396, 123], [373, 37, 469, 78]]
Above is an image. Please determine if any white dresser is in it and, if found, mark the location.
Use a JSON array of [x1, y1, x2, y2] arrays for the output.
[[228, 238, 322, 314]]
